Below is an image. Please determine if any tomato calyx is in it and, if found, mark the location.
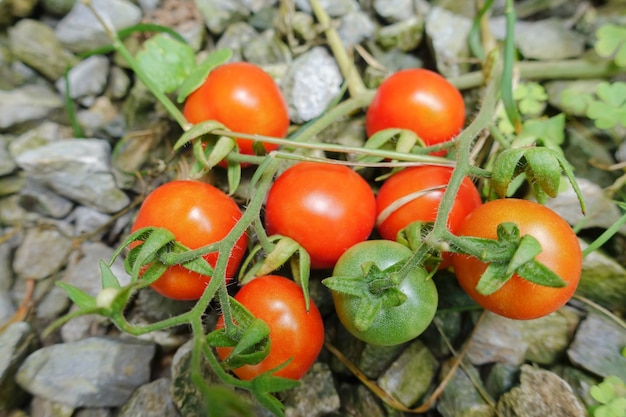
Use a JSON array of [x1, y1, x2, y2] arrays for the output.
[[491, 146, 586, 213], [124, 226, 216, 286], [446, 222, 568, 295], [208, 297, 273, 370], [323, 259, 419, 332], [239, 235, 312, 311]]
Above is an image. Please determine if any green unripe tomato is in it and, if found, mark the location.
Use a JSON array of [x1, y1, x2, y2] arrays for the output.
[[329, 240, 438, 346]]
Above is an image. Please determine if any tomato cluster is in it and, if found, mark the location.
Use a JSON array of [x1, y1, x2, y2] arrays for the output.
[[128, 62, 582, 383]]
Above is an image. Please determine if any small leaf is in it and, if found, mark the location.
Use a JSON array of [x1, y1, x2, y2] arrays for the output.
[[475, 262, 513, 295], [251, 372, 300, 393], [131, 228, 176, 279], [505, 235, 542, 276], [525, 147, 562, 198], [517, 113, 566, 150], [560, 88, 594, 116], [491, 148, 527, 198], [173, 120, 229, 151], [608, 398, 626, 417], [591, 381, 616, 404], [354, 297, 383, 331], [587, 82, 626, 129], [595, 24, 626, 67], [227, 318, 271, 363], [177, 48, 232, 103], [56, 282, 97, 309], [99, 260, 122, 290], [516, 259, 567, 287], [203, 385, 254, 417], [135, 34, 195, 93], [322, 276, 368, 297]]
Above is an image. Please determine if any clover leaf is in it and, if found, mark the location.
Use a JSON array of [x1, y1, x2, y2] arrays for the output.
[[595, 24, 626, 67], [587, 82, 626, 129]]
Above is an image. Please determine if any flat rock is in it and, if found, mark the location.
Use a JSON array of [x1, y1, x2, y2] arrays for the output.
[[16, 337, 155, 408], [0, 85, 64, 130]]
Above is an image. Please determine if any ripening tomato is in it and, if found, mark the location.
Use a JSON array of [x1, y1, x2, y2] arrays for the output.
[[376, 166, 482, 268], [264, 162, 376, 269], [365, 68, 465, 153], [451, 199, 582, 320], [183, 61, 290, 156], [215, 275, 324, 380], [130, 180, 248, 300], [329, 240, 438, 346]]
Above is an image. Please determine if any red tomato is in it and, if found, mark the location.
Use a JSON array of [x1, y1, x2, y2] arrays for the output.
[[215, 275, 324, 380], [365, 68, 465, 154], [183, 61, 290, 156], [451, 199, 582, 320], [376, 166, 482, 268], [264, 162, 376, 269], [130, 180, 247, 300]]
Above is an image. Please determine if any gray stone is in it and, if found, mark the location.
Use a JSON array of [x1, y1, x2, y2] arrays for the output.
[[41, 0, 77, 15], [77, 96, 126, 139], [281, 47, 343, 123], [240, 0, 276, 13], [578, 241, 626, 313], [66, 206, 113, 239], [36, 284, 71, 321], [283, 362, 340, 417], [567, 313, 626, 380], [215, 21, 258, 61], [497, 365, 586, 417], [106, 66, 132, 100], [14, 139, 130, 213], [194, 0, 249, 35], [8, 122, 73, 158], [437, 358, 495, 417], [541, 177, 624, 233], [520, 307, 581, 365], [62, 241, 131, 296], [0, 291, 15, 324], [18, 178, 74, 218], [377, 340, 438, 407], [12, 225, 74, 280], [55, 55, 110, 106], [16, 337, 155, 408], [338, 11, 376, 48], [0, 85, 64, 130], [337, 383, 386, 417], [118, 378, 180, 417], [485, 363, 519, 401], [8, 19, 78, 81], [73, 407, 113, 417], [29, 396, 75, 417], [425, 6, 472, 77], [466, 312, 528, 366], [60, 305, 109, 343], [0, 322, 38, 412], [490, 17, 585, 61], [0, 230, 18, 290], [294, 0, 358, 16], [374, 0, 430, 23], [242, 29, 291, 65], [55, 0, 142, 53], [376, 15, 425, 52], [0, 194, 41, 226]]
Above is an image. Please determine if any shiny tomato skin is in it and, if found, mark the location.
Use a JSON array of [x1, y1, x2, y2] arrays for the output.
[[365, 68, 465, 152], [376, 166, 482, 240], [264, 162, 377, 269], [331, 240, 438, 346], [183, 61, 290, 156], [451, 199, 582, 320], [130, 180, 247, 300], [215, 275, 324, 380]]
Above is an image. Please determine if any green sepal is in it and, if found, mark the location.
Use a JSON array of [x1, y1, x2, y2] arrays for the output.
[[130, 228, 177, 279], [99, 260, 122, 290], [354, 296, 383, 332], [202, 385, 254, 417], [491, 147, 526, 198], [226, 159, 242, 195], [177, 48, 232, 103], [516, 259, 567, 288], [56, 282, 97, 309], [475, 262, 512, 295], [173, 120, 229, 151], [250, 370, 300, 417]]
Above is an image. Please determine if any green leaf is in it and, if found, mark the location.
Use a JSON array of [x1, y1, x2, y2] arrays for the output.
[[99, 260, 122, 290], [595, 24, 626, 67], [491, 148, 527, 198], [515, 83, 548, 116], [560, 88, 595, 116], [608, 398, 626, 417], [505, 234, 542, 276], [587, 82, 626, 129], [322, 275, 368, 297], [516, 259, 567, 287], [203, 385, 254, 417], [177, 48, 232, 103], [56, 282, 96, 309], [517, 113, 566, 150], [131, 228, 176, 279], [135, 34, 196, 94], [173, 120, 229, 150], [475, 262, 513, 295], [591, 381, 616, 405], [524, 147, 562, 198]]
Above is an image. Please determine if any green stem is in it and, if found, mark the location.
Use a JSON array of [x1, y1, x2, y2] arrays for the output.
[[308, 0, 367, 97], [501, 0, 522, 133], [81, 0, 190, 131]]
